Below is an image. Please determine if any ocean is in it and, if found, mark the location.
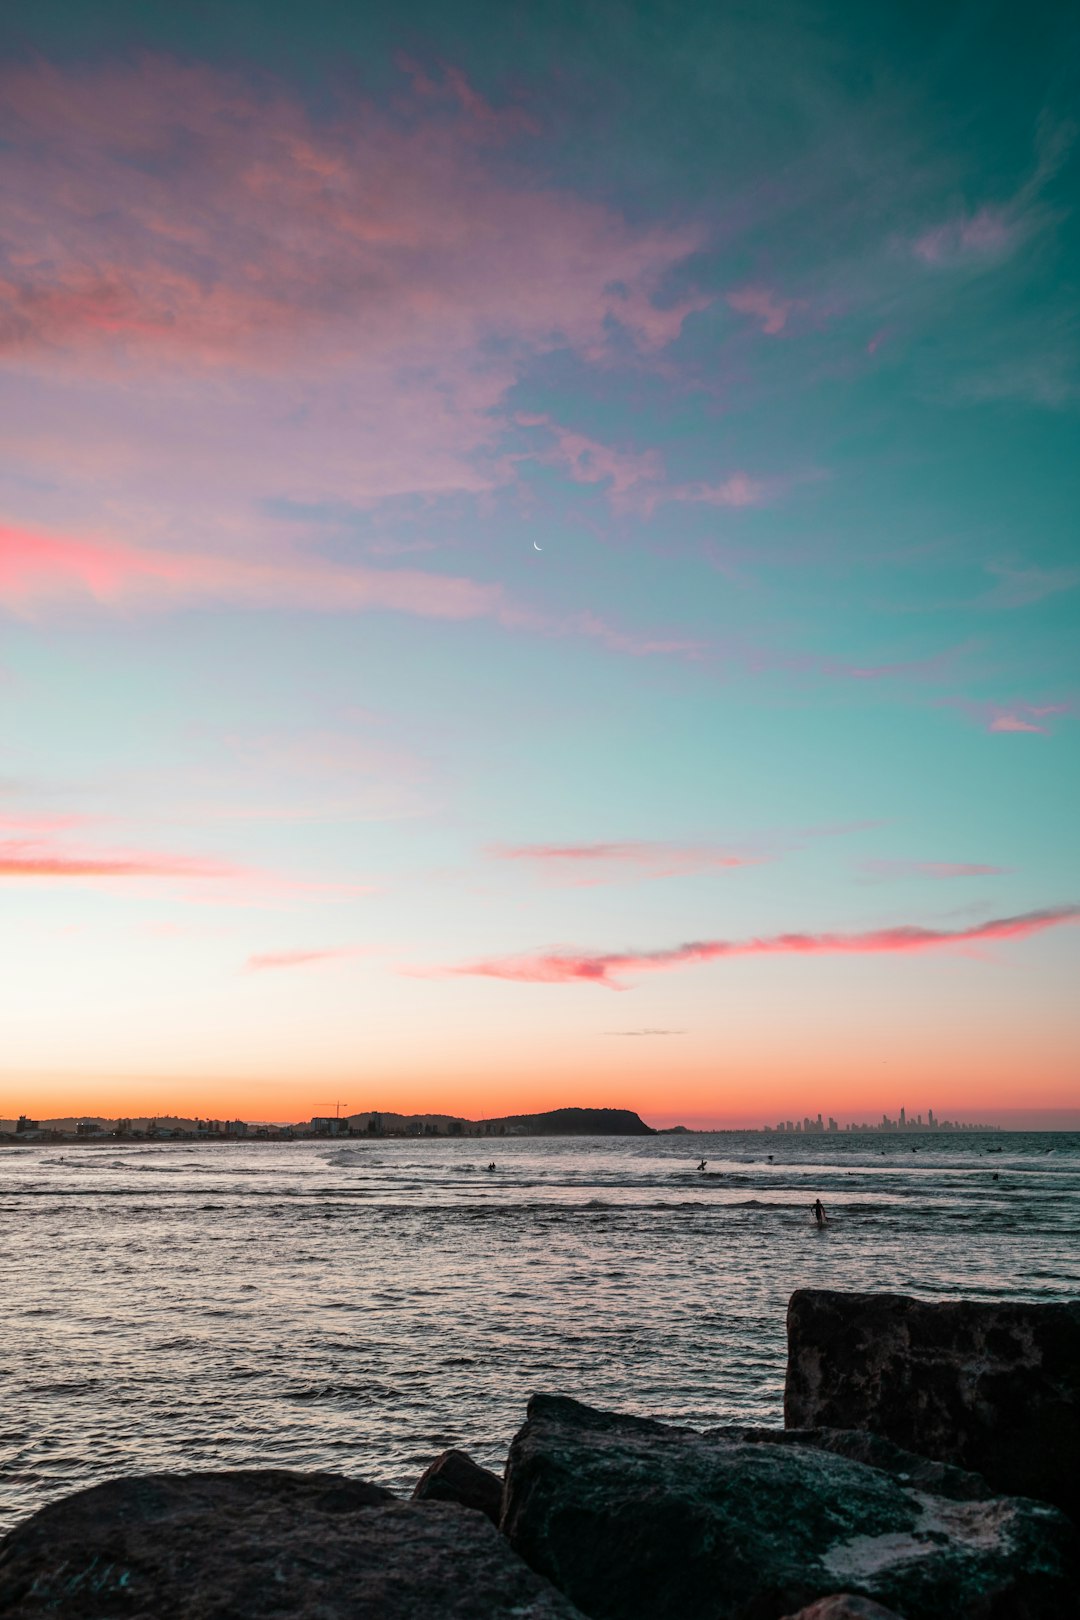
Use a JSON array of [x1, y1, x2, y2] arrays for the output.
[[2, 1129, 1078, 1537]]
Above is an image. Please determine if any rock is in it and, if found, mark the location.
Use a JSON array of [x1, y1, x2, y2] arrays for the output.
[[785, 1289, 1080, 1523], [780, 1599, 903, 1620], [412, 1448, 504, 1526], [0, 1469, 586, 1619], [706, 1425, 994, 1501], [503, 1394, 1076, 1620]]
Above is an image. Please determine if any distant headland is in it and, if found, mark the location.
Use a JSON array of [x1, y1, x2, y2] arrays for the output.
[[0, 1105, 655, 1144]]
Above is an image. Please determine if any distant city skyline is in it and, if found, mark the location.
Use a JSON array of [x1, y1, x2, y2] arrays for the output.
[[770, 1107, 999, 1133], [1, 3, 1078, 1128]]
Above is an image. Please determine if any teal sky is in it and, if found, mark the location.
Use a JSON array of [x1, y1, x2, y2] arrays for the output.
[[0, 1, 1077, 1125]]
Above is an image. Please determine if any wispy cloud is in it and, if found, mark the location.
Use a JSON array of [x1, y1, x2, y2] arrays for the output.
[[912, 208, 1015, 268], [673, 474, 765, 507], [944, 697, 1072, 735], [976, 563, 1080, 610], [433, 906, 1080, 988], [0, 524, 989, 703], [989, 711, 1062, 735], [487, 840, 762, 886], [0, 48, 736, 674], [0, 837, 234, 881], [859, 859, 1009, 881], [0, 521, 706, 663], [0, 811, 88, 833], [245, 948, 363, 972], [0, 820, 373, 904], [513, 416, 768, 516], [0, 523, 507, 621], [396, 56, 541, 141], [910, 118, 1074, 272], [726, 284, 805, 335], [0, 53, 709, 535], [607, 1028, 686, 1036], [0, 56, 703, 372]]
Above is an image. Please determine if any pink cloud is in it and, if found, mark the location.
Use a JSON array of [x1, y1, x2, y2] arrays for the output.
[[514, 416, 767, 516], [859, 860, 1009, 880], [0, 523, 506, 622], [515, 418, 664, 508], [6, 521, 978, 692], [726, 285, 805, 335], [991, 716, 1045, 734], [488, 840, 762, 886], [812, 644, 968, 682], [0, 54, 715, 551], [945, 698, 1071, 735], [396, 57, 541, 141], [0, 837, 235, 881], [0, 819, 375, 904], [668, 474, 766, 509], [0, 56, 703, 376], [0, 521, 711, 666], [913, 209, 1014, 267], [0, 811, 87, 833], [989, 707, 1067, 734], [246, 948, 362, 972], [436, 906, 1080, 988]]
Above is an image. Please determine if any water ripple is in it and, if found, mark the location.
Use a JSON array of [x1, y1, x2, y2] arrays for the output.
[[1, 1130, 1077, 1535]]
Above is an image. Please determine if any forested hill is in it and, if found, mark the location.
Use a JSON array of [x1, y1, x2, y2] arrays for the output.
[[479, 1107, 654, 1136]]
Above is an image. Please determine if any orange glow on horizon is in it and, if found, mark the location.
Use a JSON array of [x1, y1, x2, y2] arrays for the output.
[[6, 1048, 1079, 1132]]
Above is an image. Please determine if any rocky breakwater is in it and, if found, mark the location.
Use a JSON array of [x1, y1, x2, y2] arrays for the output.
[[501, 1394, 1074, 1620], [785, 1289, 1080, 1526], [1, 1289, 1077, 1619], [0, 1469, 584, 1620]]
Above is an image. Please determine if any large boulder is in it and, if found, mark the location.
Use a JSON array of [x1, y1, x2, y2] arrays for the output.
[[705, 1425, 994, 1501], [0, 1469, 586, 1619], [780, 1600, 903, 1620], [412, 1448, 504, 1526], [502, 1394, 1076, 1620], [784, 1290, 1080, 1523]]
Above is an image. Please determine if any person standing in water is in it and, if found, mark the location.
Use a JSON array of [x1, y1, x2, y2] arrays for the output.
[[811, 1198, 827, 1228]]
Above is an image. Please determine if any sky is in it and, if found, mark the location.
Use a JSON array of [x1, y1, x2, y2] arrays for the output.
[[1, 0, 1078, 1128]]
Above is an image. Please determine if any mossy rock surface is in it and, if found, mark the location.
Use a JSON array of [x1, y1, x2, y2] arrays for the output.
[[503, 1394, 1077, 1620]]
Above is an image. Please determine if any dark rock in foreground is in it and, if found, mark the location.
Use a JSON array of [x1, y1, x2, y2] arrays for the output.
[[706, 1425, 995, 1501], [785, 1289, 1080, 1524], [503, 1394, 1075, 1620], [412, 1447, 504, 1525], [0, 1469, 585, 1619]]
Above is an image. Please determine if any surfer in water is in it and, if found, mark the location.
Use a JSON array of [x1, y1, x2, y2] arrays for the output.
[[698, 1159, 708, 1172], [811, 1198, 827, 1228]]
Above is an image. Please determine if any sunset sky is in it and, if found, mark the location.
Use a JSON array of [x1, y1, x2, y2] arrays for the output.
[[1, 1, 1078, 1128]]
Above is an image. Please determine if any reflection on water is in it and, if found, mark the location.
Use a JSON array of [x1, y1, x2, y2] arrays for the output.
[[1, 1131, 1077, 1534]]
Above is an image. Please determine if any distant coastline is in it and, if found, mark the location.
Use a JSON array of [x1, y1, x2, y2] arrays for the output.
[[3, 1103, 1059, 1146], [1, 1105, 655, 1145]]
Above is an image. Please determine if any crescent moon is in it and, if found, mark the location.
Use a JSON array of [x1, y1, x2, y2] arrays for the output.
[[533, 541, 543, 552]]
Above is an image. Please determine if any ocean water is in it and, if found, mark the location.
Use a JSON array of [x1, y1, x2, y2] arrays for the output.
[[1, 1129, 1078, 1537]]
